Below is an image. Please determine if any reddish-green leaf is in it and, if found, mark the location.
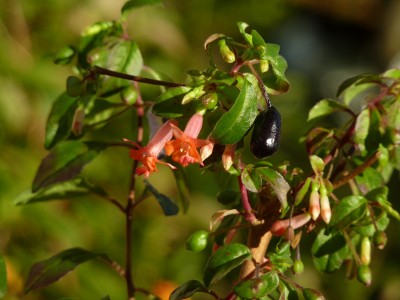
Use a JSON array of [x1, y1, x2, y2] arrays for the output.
[[255, 166, 290, 208], [45, 92, 79, 149], [0, 256, 7, 298], [210, 77, 258, 144], [170, 280, 210, 300], [14, 178, 106, 206], [32, 141, 106, 192], [203, 243, 251, 287], [234, 271, 279, 299], [25, 248, 108, 293], [307, 99, 349, 122]]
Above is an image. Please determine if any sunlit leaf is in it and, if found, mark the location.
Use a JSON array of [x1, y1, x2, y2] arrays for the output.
[[382, 68, 400, 79], [354, 108, 370, 153], [144, 180, 179, 216], [32, 141, 106, 192], [14, 178, 107, 206], [241, 168, 259, 193], [307, 99, 349, 122], [237, 21, 252, 44], [210, 77, 258, 144], [25, 248, 109, 293], [329, 196, 367, 228], [210, 209, 240, 231], [234, 271, 279, 299], [203, 243, 251, 287], [45, 93, 79, 149], [0, 256, 7, 298], [204, 33, 225, 50], [170, 280, 210, 300], [309, 155, 325, 174]]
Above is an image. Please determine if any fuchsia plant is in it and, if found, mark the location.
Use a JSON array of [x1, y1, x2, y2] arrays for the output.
[[9, 0, 400, 299]]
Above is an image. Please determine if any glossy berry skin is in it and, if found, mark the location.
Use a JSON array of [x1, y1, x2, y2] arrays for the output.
[[250, 106, 281, 159]]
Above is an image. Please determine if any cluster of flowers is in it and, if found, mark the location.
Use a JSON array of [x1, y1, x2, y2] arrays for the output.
[[126, 113, 219, 177]]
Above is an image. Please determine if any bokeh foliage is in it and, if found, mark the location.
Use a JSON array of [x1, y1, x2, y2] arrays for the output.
[[1, 0, 400, 299]]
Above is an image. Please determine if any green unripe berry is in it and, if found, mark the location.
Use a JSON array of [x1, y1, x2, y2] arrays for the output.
[[373, 230, 387, 250], [357, 264, 372, 286], [293, 259, 304, 275], [201, 93, 218, 109], [186, 230, 209, 252]]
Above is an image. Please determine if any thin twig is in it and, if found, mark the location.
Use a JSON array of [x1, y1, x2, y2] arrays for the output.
[[92, 65, 186, 87], [332, 151, 380, 189]]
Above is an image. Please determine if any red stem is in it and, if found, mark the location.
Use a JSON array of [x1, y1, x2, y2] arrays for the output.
[[238, 175, 257, 223]]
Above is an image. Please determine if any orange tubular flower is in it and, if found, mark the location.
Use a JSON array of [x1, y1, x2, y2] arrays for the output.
[[165, 113, 211, 167], [128, 121, 175, 177]]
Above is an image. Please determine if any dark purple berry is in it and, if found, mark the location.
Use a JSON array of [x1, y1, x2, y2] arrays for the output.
[[250, 106, 281, 158]]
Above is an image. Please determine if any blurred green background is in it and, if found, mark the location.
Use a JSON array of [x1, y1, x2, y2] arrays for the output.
[[1, 0, 400, 299]]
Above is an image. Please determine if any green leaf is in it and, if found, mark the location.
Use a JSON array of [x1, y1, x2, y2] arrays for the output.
[[382, 68, 400, 79], [54, 45, 76, 65], [97, 40, 143, 94], [66, 76, 83, 97], [307, 99, 349, 122], [311, 229, 353, 273], [234, 271, 279, 299], [45, 93, 79, 149], [237, 22, 252, 44], [32, 141, 106, 192], [152, 86, 192, 118], [261, 55, 290, 95], [84, 99, 125, 127], [309, 155, 325, 174], [354, 108, 370, 153], [121, 0, 162, 20], [336, 73, 379, 98], [312, 231, 346, 258], [267, 242, 293, 272], [210, 77, 258, 144], [78, 21, 122, 69], [255, 166, 290, 208], [203, 243, 251, 287], [14, 178, 107, 206], [241, 168, 259, 193], [355, 165, 384, 192], [171, 165, 190, 213], [170, 280, 210, 300], [25, 248, 108, 293], [144, 180, 179, 216], [354, 212, 390, 237], [0, 256, 7, 298], [329, 196, 367, 228]]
